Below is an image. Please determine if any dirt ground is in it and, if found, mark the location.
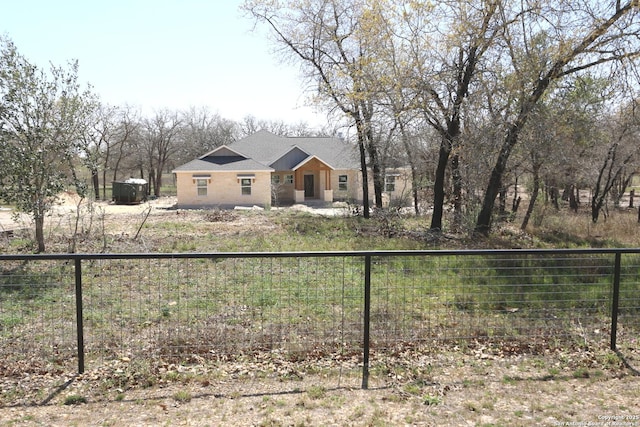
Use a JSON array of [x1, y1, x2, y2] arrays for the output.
[[0, 194, 349, 237], [0, 194, 177, 232], [1, 195, 639, 426], [1, 348, 639, 427]]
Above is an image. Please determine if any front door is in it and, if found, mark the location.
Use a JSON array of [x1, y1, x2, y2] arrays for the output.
[[304, 174, 314, 198]]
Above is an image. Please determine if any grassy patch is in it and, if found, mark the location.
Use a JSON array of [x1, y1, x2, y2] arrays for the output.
[[63, 394, 87, 405], [173, 390, 192, 403], [423, 395, 441, 406], [307, 385, 326, 400]]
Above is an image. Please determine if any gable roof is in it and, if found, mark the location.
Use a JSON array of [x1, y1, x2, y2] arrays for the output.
[[203, 145, 247, 158], [228, 130, 358, 170], [270, 146, 311, 170], [292, 155, 335, 171], [173, 144, 273, 173], [172, 156, 272, 172], [173, 130, 358, 173]]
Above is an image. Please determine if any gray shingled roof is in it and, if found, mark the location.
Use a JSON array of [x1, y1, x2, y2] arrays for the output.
[[173, 130, 360, 173], [231, 130, 359, 169], [172, 156, 273, 172]]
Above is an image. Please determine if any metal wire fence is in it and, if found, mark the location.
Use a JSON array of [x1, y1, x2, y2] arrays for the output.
[[0, 249, 639, 387]]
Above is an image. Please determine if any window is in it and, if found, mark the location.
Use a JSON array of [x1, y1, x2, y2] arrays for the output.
[[338, 175, 348, 191], [284, 174, 294, 184], [385, 175, 396, 192], [271, 174, 281, 185], [196, 178, 208, 196], [241, 178, 252, 195]]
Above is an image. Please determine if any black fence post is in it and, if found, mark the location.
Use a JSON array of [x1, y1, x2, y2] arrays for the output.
[[74, 258, 85, 374], [362, 254, 371, 389], [610, 252, 621, 351]]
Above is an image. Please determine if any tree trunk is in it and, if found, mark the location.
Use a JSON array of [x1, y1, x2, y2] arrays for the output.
[[550, 187, 560, 210], [154, 163, 163, 197], [431, 111, 461, 230], [512, 177, 519, 212], [592, 195, 603, 223], [354, 124, 371, 219], [35, 215, 45, 253], [569, 185, 578, 212], [498, 187, 507, 219], [368, 147, 384, 209], [475, 133, 515, 234], [513, 197, 521, 214], [92, 169, 100, 200], [102, 145, 110, 200], [411, 170, 420, 215], [112, 161, 121, 185], [430, 137, 452, 230], [148, 168, 156, 197], [452, 153, 463, 230], [361, 108, 383, 210], [521, 162, 540, 230], [397, 121, 420, 215], [102, 169, 108, 200]]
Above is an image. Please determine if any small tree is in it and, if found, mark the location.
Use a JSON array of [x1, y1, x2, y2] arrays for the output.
[[0, 37, 92, 252], [141, 110, 183, 197], [591, 103, 640, 223]]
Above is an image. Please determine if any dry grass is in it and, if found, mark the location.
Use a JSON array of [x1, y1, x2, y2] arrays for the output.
[[1, 197, 640, 426], [528, 205, 640, 248], [0, 346, 638, 426]]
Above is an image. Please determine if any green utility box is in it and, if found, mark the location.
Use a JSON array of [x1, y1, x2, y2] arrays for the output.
[[112, 179, 148, 204]]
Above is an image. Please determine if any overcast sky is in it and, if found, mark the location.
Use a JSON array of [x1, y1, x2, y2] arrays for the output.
[[1, 0, 327, 127]]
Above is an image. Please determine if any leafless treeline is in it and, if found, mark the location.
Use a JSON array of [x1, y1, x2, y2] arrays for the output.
[[81, 105, 338, 199]]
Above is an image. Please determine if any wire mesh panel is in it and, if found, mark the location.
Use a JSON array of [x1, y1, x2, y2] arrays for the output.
[[0, 259, 77, 373], [82, 255, 365, 366], [1, 249, 639, 380], [368, 252, 616, 352], [619, 253, 640, 350]]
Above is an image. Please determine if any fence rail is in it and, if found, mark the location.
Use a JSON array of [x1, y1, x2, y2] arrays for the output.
[[1, 249, 639, 389]]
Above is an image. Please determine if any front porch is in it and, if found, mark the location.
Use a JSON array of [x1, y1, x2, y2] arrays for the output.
[[294, 157, 334, 202], [293, 188, 334, 204], [272, 157, 335, 206]]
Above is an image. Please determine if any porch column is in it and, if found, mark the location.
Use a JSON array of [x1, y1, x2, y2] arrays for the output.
[[323, 189, 333, 202], [295, 170, 304, 191], [294, 190, 305, 203]]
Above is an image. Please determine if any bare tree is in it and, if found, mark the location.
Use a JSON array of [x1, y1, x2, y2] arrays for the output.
[[178, 106, 238, 164], [239, 115, 291, 138], [238, 114, 335, 138], [141, 110, 184, 197], [518, 105, 559, 230], [407, 1, 504, 230], [591, 102, 640, 222], [104, 105, 141, 197], [244, 0, 391, 217], [475, 1, 640, 234], [76, 97, 108, 200]]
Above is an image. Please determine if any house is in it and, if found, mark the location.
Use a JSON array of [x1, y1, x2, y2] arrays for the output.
[[172, 130, 411, 209]]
